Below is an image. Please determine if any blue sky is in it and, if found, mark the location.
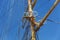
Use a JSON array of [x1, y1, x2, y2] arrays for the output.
[[0, 0, 60, 40]]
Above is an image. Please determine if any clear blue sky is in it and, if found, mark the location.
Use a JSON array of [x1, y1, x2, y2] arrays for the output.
[[0, 0, 60, 40]]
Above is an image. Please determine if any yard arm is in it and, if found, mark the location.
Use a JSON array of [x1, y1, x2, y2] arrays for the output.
[[35, 0, 60, 32]]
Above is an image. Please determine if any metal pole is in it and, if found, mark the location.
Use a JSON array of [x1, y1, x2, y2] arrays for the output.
[[28, 0, 36, 40]]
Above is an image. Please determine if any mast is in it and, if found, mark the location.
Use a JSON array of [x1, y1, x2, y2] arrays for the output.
[[28, 0, 36, 40], [22, 0, 60, 40]]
